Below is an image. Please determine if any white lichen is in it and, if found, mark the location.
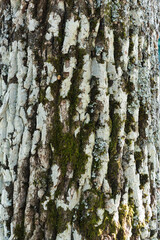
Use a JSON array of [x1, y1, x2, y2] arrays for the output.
[[28, 18, 39, 32], [62, 17, 79, 54], [45, 13, 61, 40]]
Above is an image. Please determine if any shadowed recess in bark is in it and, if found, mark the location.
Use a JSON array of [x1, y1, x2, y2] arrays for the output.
[[0, 0, 160, 239]]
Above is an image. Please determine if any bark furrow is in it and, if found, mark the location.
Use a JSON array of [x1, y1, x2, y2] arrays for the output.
[[0, 0, 160, 239]]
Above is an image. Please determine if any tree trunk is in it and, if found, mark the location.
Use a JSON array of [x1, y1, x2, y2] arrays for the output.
[[0, 0, 160, 239]]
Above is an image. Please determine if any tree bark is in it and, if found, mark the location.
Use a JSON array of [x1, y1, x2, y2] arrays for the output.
[[0, 0, 160, 239]]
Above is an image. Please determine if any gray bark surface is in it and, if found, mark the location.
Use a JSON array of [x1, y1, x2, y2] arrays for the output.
[[0, 0, 160, 239]]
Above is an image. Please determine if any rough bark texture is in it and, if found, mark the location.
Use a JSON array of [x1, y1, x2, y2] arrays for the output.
[[0, 0, 160, 239]]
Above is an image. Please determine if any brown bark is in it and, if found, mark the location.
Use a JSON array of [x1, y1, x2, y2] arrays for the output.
[[0, 0, 160, 239]]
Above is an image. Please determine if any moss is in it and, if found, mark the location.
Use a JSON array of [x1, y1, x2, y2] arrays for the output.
[[77, 190, 105, 240], [90, 17, 98, 31], [75, 48, 86, 66], [117, 228, 126, 240], [127, 94, 134, 106], [107, 110, 122, 197], [100, 211, 117, 237], [140, 174, 148, 188], [67, 70, 80, 125], [46, 200, 72, 235], [49, 46, 100, 193], [78, 194, 118, 239], [39, 87, 49, 104], [79, 212, 99, 240], [57, 207, 72, 234], [113, 18, 128, 68], [14, 222, 25, 240], [67, 47, 86, 127], [132, 222, 144, 237], [118, 204, 134, 239], [47, 32, 64, 75], [148, 159, 153, 169], [104, 3, 112, 23], [65, 0, 74, 8], [129, 39, 134, 55], [50, 127, 88, 180], [127, 191, 142, 238], [128, 192, 134, 208], [46, 200, 57, 231], [107, 159, 121, 197], [128, 187, 133, 195], [150, 76, 156, 89], [139, 105, 148, 122], [54, 35, 64, 47], [119, 205, 128, 224], [138, 104, 148, 137], [113, 33, 122, 69], [126, 200, 145, 238], [109, 113, 121, 157], [121, 29, 127, 39], [107, 118, 112, 130], [47, 56, 61, 75], [105, 214, 117, 234], [145, 211, 150, 223], [126, 81, 135, 93], [125, 138, 132, 146], [134, 151, 143, 172], [130, 56, 136, 64], [78, 209, 118, 239], [129, 28, 134, 54], [97, 19, 105, 41], [109, 98, 120, 115], [47, 57, 54, 64], [49, 48, 89, 183], [125, 112, 135, 134], [119, 22, 127, 39]]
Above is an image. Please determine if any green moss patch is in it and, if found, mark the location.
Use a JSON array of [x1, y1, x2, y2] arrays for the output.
[[107, 110, 122, 197], [140, 174, 148, 189], [77, 190, 106, 240], [125, 112, 135, 134], [14, 222, 25, 240], [134, 151, 143, 173]]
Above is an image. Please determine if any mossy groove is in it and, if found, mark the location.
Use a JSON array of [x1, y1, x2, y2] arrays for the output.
[[77, 190, 117, 240], [107, 99, 122, 197], [14, 221, 25, 240]]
